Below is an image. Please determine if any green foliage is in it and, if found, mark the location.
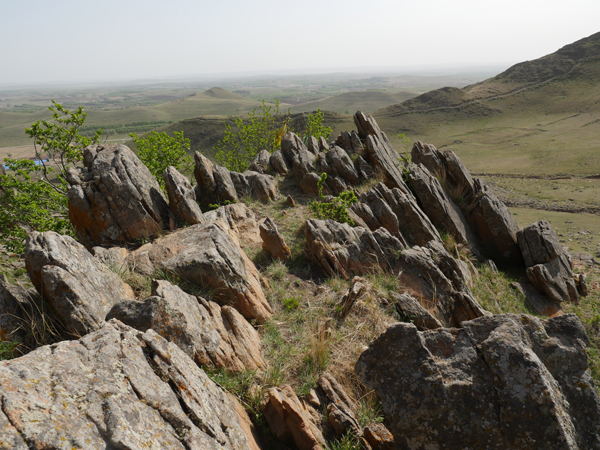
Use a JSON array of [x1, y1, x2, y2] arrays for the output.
[[214, 99, 290, 172], [130, 131, 193, 190], [357, 395, 384, 427], [397, 133, 412, 164], [0, 341, 20, 361], [282, 296, 300, 310], [0, 101, 99, 253], [303, 108, 332, 142], [326, 431, 361, 450], [310, 173, 358, 225], [0, 160, 74, 252]]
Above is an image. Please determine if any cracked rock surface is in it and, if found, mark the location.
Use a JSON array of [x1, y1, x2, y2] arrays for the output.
[[0, 320, 257, 450], [356, 313, 600, 450]]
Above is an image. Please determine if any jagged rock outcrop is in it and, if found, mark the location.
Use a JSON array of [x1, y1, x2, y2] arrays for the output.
[[108, 280, 264, 372], [337, 276, 367, 319], [407, 163, 483, 258], [262, 385, 326, 450], [326, 146, 360, 185], [194, 151, 276, 207], [260, 217, 291, 261], [352, 182, 440, 247], [517, 220, 584, 303], [67, 144, 171, 248], [411, 142, 523, 265], [305, 220, 486, 326], [0, 320, 260, 449], [305, 219, 406, 280], [126, 221, 272, 324], [356, 313, 600, 450], [163, 165, 204, 225], [24, 231, 135, 335], [318, 373, 362, 438]]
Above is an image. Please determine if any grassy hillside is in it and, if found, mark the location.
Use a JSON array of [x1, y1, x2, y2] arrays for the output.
[[374, 32, 600, 177], [288, 90, 418, 114]]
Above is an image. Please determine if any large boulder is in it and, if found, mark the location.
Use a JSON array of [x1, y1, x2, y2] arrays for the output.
[[304, 219, 406, 280], [517, 220, 582, 303], [326, 145, 360, 185], [163, 165, 204, 225], [407, 163, 483, 259], [281, 131, 308, 166], [248, 149, 272, 173], [230, 170, 277, 204], [203, 202, 261, 247], [67, 144, 171, 248], [126, 221, 272, 324], [108, 280, 264, 372], [0, 320, 260, 449], [356, 313, 600, 450], [24, 231, 135, 335]]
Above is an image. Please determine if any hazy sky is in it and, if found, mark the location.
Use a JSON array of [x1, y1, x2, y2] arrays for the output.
[[1, 0, 599, 85]]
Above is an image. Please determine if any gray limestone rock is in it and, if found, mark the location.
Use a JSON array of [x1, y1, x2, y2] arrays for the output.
[[108, 280, 264, 372], [356, 313, 600, 450], [0, 320, 259, 449], [67, 144, 171, 248], [269, 150, 289, 175], [164, 165, 204, 225], [24, 231, 135, 335]]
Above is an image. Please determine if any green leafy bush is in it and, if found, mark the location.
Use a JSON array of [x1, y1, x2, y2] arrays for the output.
[[129, 131, 193, 190], [310, 173, 358, 225], [303, 108, 332, 142], [0, 101, 101, 252], [215, 99, 290, 172]]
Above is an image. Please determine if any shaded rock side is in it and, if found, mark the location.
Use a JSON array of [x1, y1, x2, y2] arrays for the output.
[[260, 217, 292, 261], [0, 275, 36, 346], [318, 373, 362, 438], [0, 320, 258, 449], [517, 220, 582, 303], [24, 231, 135, 335], [248, 149, 272, 173], [305, 220, 486, 326], [411, 142, 522, 266], [126, 221, 272, 324], [304, 219, 406, 280], [353, 182, 440, 247], [356, 313, 600, 450], [108, 280, 264, 372], [262, 385, 326, 450], [407, 163, 483, 259], [68, 144, 170, 248], [164, 165, 204, 225]]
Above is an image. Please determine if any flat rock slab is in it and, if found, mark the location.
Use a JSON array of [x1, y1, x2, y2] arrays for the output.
[[356, 313, 600, 450], [0, 320, 257, 449]]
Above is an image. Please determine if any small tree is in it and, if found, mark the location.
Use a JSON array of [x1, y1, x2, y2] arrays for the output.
[[25, 100, 102, 195], [0, 101, 101, 252], [129, 131, 193, 190], [214, 99, 290, 172], [303, 109, 332, 143]]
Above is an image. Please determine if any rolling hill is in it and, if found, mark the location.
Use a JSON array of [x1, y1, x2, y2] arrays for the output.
[[288, 90, 418, 114], [374, 31, 600, 176]]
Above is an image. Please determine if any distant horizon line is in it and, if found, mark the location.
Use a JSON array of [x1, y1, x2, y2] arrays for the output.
[[0, 62, 516, 91]]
